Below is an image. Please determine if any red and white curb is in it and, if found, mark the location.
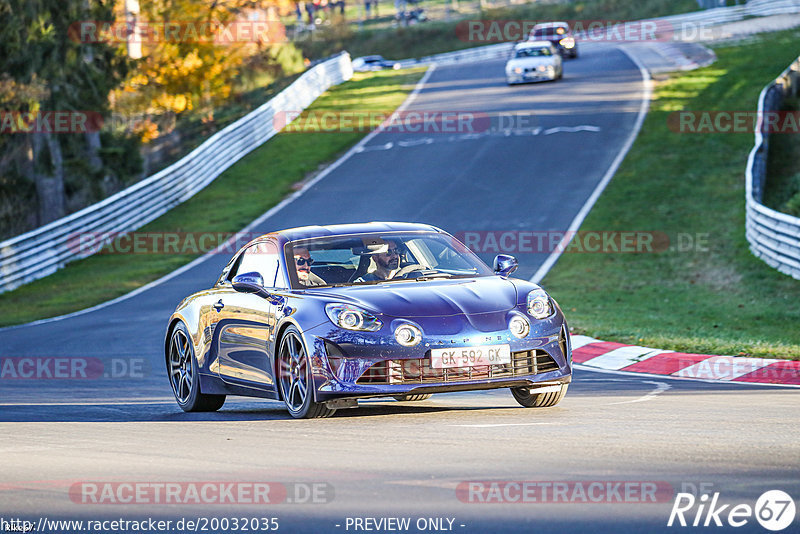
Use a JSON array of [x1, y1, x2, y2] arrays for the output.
[[571, 335, 800, 386]]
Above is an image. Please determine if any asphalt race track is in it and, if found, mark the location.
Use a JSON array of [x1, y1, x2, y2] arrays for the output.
[[1, 44, 798, 534]]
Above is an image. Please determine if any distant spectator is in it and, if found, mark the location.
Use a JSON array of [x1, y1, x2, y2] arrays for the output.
[[365, 0, 378, 18], [305, 1, 315, 25]]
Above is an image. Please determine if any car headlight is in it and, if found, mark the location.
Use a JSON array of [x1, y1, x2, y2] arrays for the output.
[[560, 37, 575, 49], [325, 303, 382, 331], [538, 65, 547, 72], [527, 289, 554, 319], [513, 67, 523, 74], [394, 323, 422, 346], [508, 315, 530, 339]]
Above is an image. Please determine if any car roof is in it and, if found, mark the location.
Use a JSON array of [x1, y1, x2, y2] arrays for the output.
[[516, 40, 553, 49], [274, 222, 442, 242]]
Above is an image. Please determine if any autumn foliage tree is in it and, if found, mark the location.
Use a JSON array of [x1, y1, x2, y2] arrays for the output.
[[114, 0, 297, 141]]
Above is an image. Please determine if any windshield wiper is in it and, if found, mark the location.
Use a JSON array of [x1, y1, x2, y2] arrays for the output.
[[414, 273, 455, 281]]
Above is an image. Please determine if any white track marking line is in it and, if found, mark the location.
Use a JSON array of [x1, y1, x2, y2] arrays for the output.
[[542, 125, 602, 135], [0, 399, 177, 406], [574, 363, 800, 388], [607, 380, 671, 405], [448, 422, 556, 428], [1, 65, 438, 332], [570, 335, 602, 349], [530, 46, 652, 283]]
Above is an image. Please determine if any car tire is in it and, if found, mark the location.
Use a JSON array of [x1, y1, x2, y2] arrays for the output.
[[278, 326, 336, 419], [510, 384, 568, 408], [393, 394, 432, 402], [167, 322, 226, 412]]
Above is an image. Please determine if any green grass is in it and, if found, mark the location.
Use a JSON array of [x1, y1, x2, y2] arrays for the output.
[[764, 96, 800, 216], [0, 67, 426, 327], [541, 30, 800, 360], [294, 0, 699, 60]]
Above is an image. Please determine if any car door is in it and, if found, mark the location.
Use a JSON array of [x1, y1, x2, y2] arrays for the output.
[[214, 240, 285, 392]]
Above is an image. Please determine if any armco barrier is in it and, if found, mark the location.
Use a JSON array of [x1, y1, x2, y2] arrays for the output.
[[745, 55, 800, 280], [0, 52, 353, 294], [396, 42, 515, 69]]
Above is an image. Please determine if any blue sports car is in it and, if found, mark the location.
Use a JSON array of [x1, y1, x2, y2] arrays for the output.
[[165, 222, 572, 418]]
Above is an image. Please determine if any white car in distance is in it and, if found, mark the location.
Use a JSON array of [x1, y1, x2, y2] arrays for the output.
[[505, 41, 563, 85]]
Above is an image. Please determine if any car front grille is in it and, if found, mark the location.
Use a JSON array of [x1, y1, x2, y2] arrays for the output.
[[356, 349, 559, 385]]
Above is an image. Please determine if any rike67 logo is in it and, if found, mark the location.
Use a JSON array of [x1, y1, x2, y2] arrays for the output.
[[668, 490, 796, 531]]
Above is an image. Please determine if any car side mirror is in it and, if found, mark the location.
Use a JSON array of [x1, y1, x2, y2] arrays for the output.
[[232, 272, 285, 306], [493, 254, 518, 277], [232, 272, 265, 294]]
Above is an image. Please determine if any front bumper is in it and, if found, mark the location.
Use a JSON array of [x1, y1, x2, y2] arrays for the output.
[[506, 70, 557, 83], [303, 315, 572, 402]]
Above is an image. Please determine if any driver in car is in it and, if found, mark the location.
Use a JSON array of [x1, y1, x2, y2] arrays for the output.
[[356, 241, 401, 282], [294, 247, 326, 287]]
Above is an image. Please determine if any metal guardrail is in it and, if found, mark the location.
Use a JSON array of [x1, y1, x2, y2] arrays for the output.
[[745, 56, 800, 280], [396, 42, 515, 69], [0, 52, 353, 294]]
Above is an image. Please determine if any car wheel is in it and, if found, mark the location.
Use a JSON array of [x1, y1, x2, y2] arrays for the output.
[[167, 322, 226, 412], [393, 394, 432, 402], [278, 326, 336, 419], [510, 384, 568, 408]]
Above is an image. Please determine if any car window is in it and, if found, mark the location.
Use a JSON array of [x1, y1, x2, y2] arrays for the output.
[[284, 232, 493, 289], [228, 242, 285, 288], [515, 47, 551, 58], [533, 27, 567, 38]]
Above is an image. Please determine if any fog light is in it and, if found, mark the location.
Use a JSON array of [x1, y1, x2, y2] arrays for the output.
[[509, 315, 530, 339], [395, 324, 422, 347]]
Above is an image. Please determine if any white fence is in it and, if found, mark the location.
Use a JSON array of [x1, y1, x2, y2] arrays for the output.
[[745, 56, 800, 280], [0, 52, 353, 294]]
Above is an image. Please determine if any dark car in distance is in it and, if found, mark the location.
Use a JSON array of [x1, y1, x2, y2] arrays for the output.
[[529, 22, 579, 59]]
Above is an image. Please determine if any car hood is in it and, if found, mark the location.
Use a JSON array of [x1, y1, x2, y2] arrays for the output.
[[310, 277, 518, 318]]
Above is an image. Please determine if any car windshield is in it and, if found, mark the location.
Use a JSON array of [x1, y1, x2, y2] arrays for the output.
[[285, 232, 494, 288], [533, 27, 567, 38], [515, 47, 552, 58]]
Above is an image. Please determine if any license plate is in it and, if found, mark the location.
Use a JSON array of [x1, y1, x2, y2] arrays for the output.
[[430, 344, 511, 369]]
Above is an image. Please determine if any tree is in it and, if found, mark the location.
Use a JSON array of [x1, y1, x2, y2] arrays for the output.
[[0, 0, 129, 226], [113, 0, 293, 140]]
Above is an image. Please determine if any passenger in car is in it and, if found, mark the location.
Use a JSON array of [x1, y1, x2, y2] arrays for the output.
[[294, 247, 327, 287]]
